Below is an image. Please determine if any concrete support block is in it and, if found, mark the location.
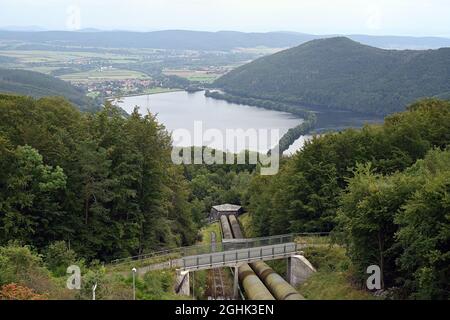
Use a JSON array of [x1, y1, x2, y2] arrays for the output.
[[175, 270, 190, 296], [287, 255, 316, 287], [233, 266, 239, 300]]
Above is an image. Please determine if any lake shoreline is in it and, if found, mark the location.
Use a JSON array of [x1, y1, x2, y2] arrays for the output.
[[106, 88, 184, 100]]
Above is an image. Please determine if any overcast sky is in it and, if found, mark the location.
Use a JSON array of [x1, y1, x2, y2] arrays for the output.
[[1, 0, 449, 37]]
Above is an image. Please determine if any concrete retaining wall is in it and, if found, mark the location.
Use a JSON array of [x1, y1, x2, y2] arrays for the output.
[[175, 270, 190, 296], [287, 255, 316, 287]]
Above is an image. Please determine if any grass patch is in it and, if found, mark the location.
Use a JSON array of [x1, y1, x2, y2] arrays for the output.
[[265, 259, 287, 278], [295, 235, 332, 246], [191, 270, 207, 300], [198, 222, 222, 245], [297, 246, 375, 300], [238, 212, 256, 238]]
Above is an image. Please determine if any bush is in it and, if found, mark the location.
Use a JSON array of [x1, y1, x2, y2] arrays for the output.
[[44, 241, 79, 277], [0, 283, 47, 300], [0, 243, 69, 299]]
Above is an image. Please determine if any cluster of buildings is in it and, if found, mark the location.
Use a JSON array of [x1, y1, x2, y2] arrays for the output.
[[73, 78, 155, 98]]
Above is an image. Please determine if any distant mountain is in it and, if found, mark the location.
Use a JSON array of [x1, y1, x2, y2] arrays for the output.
[[348, 34, 450, 50], [0, 68, 97, 111], [213, 37, 450, 115], [0, 30, 315, 51], [0, 30, 449, 51]]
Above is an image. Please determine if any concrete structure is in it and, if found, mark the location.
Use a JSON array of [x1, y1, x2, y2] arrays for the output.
[[111, 231, 318, 299], [287, 255, 316, 287], [175, 270, 190, 296], [173, 251, 316, 299], [210, 204, 243, 221]]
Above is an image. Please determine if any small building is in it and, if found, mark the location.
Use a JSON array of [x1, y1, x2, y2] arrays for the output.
[[210, 204, 243, 221]]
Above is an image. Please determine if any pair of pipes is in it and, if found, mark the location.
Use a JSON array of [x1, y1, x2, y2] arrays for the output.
[[220, 214, 303, 300]]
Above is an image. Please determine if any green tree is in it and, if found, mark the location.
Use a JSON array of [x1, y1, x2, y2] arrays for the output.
[[0, 146, 66, 247], [395, 149, 450, 299]]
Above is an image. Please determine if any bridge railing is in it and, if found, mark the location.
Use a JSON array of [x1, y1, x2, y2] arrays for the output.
[[109, 232, 329, 269]]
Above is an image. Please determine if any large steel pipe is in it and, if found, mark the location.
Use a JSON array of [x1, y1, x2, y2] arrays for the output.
[[220, 215, 233, 240], [250, 261, 304, 300], [220, 214, 275, 300], [228, 214, 244, 239], [238, 264, 275, 300]]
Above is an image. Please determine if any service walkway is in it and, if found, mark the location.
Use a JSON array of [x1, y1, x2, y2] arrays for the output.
[[109, 233, 327, 275]]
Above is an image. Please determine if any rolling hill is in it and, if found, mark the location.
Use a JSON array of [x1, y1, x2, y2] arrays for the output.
[[0, 68, 98, 111], [0, 30, 449, 51], [213, 37, 450, 115]]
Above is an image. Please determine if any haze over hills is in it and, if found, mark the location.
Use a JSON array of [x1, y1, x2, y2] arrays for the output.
[[0, 68, 97, 111], [213, 37, 450, 115], [0, 30, 450, 51]]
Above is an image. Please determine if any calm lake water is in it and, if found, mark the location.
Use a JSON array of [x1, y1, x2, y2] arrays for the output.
[[117, 90, 384, 155], [117, 91, 303, 153]]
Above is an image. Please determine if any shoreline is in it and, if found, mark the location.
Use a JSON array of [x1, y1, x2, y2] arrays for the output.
[[105, 88, 184, 100]]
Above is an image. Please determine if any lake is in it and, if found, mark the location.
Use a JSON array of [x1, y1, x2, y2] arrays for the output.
[[117, 90, 384, 155], [117, 91, 304, 154]]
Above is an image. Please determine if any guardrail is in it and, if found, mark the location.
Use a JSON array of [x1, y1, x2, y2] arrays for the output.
[[182, 242, 298, 271], [109, 232, 329, 268]]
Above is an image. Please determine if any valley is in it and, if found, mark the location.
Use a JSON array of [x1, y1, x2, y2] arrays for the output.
[[0, 24, 449, 305]]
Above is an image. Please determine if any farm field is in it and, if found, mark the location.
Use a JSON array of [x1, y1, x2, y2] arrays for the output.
[[59, 68, 150, 82], [163, 69, 223, 83], [0, 50, 140, 64]]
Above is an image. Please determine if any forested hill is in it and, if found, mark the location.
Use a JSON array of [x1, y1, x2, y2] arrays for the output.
[[214, 37, 450, 115], [0, 68, 98, 111]]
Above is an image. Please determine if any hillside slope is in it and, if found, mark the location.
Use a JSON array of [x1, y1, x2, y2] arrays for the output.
[[214, 37, 450, 115], [0, 68, 97, 111]]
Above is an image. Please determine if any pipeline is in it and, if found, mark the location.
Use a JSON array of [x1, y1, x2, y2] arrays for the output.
[[220, 215, 233, 240], [249, 261, 304, 300], [228, 214, 244, 239], [222, 213, 304, 300], [238, 264, 275, 300], [219, 214, 275, 300]]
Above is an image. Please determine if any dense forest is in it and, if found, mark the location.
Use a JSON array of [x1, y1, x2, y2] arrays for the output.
[[0, 94, 198, 261], [0, 69, 98, 111], [214, 37, 450, 115], [0, 94, 256, 260], [0, 94, 257, 300], [247, 99, 450, 299]]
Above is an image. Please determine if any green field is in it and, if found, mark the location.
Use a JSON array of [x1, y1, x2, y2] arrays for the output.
[[198, 222, 222, 244], [59, 68, 150, 82], [163, 69, 221, 83], [297, 246, 375, 300], [186, 75, 218, 83], [0, 50, 140, 64]]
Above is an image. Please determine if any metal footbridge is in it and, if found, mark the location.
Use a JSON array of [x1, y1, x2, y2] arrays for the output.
[[109, 233, 327, 274]]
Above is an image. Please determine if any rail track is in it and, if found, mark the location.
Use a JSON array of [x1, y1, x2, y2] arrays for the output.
[[208, 231, 230, 300], [210, 267, 226, 299]]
